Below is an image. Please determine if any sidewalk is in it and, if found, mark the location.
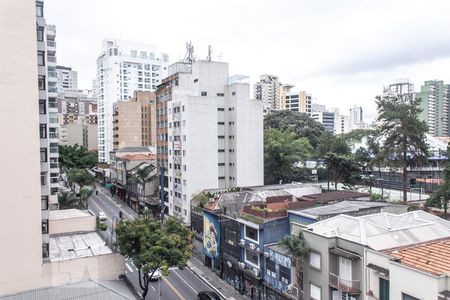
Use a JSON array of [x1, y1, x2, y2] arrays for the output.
[[96, 184, 139, 219], [188, 257, 248, 300]]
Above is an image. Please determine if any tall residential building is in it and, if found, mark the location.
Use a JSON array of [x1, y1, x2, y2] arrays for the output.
[[95, 39, 169, 162], [349, 105, 364, 130], [254, 74, 281, 112], [156, 61, 264, 224], [56, 65, 78, 95], [384, 78, 415, 97], [416, 80, 450, 137], [311, 111, 335, 132], [280, 85, 313, 115], [333, 109, 349, 135], [113, 91, 156, 149]]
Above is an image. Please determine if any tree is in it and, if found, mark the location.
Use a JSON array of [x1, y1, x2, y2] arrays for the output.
[[376, 95, 429, 201], [316, 132, 351, 158], [58, 186, 93, 209], [366, 132, 389, 198], [67, 168, 95, 189], [59, 144, 97, 170], [427, 145, 450, 217], [281, 232, 308, 291], [264, 110, 325, 148], [264, 128, 313, 184], [324, 152, 359, 190], [115, 217, 192, 299]]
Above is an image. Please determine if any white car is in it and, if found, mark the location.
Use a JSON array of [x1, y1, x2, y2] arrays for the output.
[[97, 211, 107, 221], [149, 269, 161, 281]]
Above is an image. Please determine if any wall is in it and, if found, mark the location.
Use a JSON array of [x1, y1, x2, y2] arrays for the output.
[[263, 219, 290, 245], [49, 216, 96, 235], [0, 0, 44, 295]]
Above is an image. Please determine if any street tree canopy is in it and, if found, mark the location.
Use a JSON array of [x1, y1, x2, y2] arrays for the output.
[[59, 144, 97, 170], [324, 152, 360, 189], [115, 217, 192, 299], [376, 95, 429, 201], [427, 145, 450, 216], [67, 168, 95, 188], [264, 128, 312, 184]]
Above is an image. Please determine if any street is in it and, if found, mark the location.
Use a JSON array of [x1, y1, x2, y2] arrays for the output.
[[88, 188, 216, 299]]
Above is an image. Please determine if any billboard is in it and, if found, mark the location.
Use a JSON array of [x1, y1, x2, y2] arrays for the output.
[[203, 212, 220, 258]]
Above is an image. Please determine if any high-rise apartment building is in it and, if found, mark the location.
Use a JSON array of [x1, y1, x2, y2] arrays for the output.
[[417, 80, 450, 137], [311, 111, 335, 132], [156, 61, 264, 224], [56, 65, 78, 95], [280, 85, 313, 115], [349, 105, 364, 130], [384, 78, 415, 97], [95, 39, 169, 162], [254, 74, 281, 112], [113, 91, 156, 149]]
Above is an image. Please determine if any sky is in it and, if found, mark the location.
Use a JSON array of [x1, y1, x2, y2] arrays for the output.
[[46, 0, 450, 121]]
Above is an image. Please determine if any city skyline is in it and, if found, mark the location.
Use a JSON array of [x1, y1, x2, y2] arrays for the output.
[[46, 0, 450, 121]]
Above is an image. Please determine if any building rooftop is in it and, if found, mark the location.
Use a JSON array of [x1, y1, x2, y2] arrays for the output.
[[307, 210, 450, 250], [49, 209, 91, 220], [120, 153, 156, 161], [115, 146, 153, 153], [266, 243, 289, 256], [0, 280, 133, 300], [384, 237, 450, 276], [298, 190, 370, 203], [290, 200, 393, 219], [49, 232, 112, 262]]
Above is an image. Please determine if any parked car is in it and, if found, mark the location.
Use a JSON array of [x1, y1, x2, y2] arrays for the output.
[[97, 211, 107, 221], [149, 269, 161, 281], [197, 291, 221, 300]]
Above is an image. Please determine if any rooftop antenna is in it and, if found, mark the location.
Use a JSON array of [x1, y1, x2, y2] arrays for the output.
[[183, 41, 195, 64], [207, 45, 212, 62]]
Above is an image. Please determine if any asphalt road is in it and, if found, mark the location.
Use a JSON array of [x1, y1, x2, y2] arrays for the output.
[[88, 188, 215, 300]]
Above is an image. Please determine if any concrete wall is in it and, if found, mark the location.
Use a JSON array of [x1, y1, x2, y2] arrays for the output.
[[0, 0, 44, 295], [49, 216, 96, 235]]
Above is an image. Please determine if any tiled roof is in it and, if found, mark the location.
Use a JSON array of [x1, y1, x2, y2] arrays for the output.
[[120, 153, 156, 161], [116, 146, 153, 153], [385, 237, 450, 276]]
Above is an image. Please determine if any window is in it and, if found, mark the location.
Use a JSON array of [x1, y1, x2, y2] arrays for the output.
[[201, 91, 207, 96], [218, 136, 225, 139], [39, 100, 46, 114], [245, 249, 259, 267], [217, 93, 224, 96], [194, 78, 198, 83], [183, 165, 186, 171], [37, 26, 44, 41], [217, 108, 225, 111], [42, 243, 49, 258], [42, 219, 49, 234], [245, 225, 258, 242], [309, 251, 321, 269], [279, 265, 290, 285], [39, 124, 47, 138], [40, 148, 47, 162], [36, 1, 44, 16], [218, 149, 225, 152], [217, 122, 225, 125], [218, 176, 225, 180], [266, 259, 276, 278], [379, 278, 389, 300], [310, 283, 321, 300], [38, 75, 46, 90], [37, 51, 45, 66], [224, 228, 237, 246], [41, 196, 48, 210], [402, 293, 419, 300], [232, 91, 236, 96], [40, 172, 46, 186]]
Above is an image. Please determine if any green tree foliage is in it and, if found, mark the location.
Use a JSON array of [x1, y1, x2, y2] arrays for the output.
[[58, 186, 93, 209], [281, 232, 308, 290], [324, 152, 359, 189], [59, 144, 97, 170], [376, 95, 429, 201], [115, 217, 192, 299], [316, 132, 351, 158], [68, 168, 95, 188], [427, 145, 450, 216], [264, 128, 313, 184], [264, 110, 325, 148]]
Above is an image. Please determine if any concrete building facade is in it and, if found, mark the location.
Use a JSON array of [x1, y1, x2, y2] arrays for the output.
[[349, 105, 364, 130], [254, 74, 281, 112], [95, 39, 169, 162], [312, 111, 335, 133], [56, 65, 78, 95]]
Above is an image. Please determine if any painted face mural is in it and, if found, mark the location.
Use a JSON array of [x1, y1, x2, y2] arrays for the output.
[[203, 213, 220, 258]]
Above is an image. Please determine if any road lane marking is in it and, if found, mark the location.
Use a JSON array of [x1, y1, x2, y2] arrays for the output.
[[173, 269, 198, 294], [151, 286, 156, 291], [162, 276, 186, 300], [97, 188, 135, 220], [89, 199, 112, 222], [125, 263, 133, 273]]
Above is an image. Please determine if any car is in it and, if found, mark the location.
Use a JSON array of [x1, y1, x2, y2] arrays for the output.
[[97, 211, 107, 221], [148, 269, 161, 281], [197, 291, 221, 300]]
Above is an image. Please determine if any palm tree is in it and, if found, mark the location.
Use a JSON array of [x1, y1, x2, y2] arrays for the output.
[[280, 231, 308, 295]]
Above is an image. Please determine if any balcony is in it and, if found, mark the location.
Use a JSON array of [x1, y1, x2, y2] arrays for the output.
[[49, 132, 58, 139], [329, 272, 361, 294]]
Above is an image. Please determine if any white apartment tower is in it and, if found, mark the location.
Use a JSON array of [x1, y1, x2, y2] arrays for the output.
[[95, 39, 169, 162], [254, 74, 281, 112], [384, 78, 415, 97], [56, 65, 78, 95], [157, 61, 264, 224], [349, 105, 364, 130]]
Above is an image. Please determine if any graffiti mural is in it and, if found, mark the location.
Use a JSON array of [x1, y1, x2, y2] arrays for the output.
[[203, 212, 220, 258]]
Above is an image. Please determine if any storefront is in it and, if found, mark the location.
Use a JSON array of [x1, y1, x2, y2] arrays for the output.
[[221, 252, 242, 292], [243, 271, 262, 300]]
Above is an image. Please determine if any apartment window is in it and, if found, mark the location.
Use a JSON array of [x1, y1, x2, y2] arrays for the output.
[[40, 148, 47, 162], [40, 172, 46, 186], [38, 75, 46, 90], [42, 219, 49, 234], [218, 136, 225, 139], [310, 283, 321, 300], [232, 91, 236, 96], [183, 150, 186, 156], [39, 124, 47, 138], [245, 249, 259, 267], [217, 108, 225, 111], [309, 251, 321, 270], [39, 100, 46, 114], [218, 122, 225, 125], [169, 163, 172, 169], [37, 26, 44, 41], [50, 187, 58, 195], [402, 294, 419, 300], [42, 243, 49, 259], [279, 265, 290, 285], [217, 93, 224, 97], [245, 225, 258, 242], [266, 259, 276, 278], [218, 176, 225, 180], [37, 51, 45, 66], [183, 165, 186, 171], [41, 196, 48, 210], [183, 135, 186, 141], [379, 278, 389, 300], [218, 163, 225, 166], [201, 91, 207, 96], [218, 149, 225, 152], [36, 1, 44, 17], [224, 228, 237, 246], [194, 78, 198, 83]]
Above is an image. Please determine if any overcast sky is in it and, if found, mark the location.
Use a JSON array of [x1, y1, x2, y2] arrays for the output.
[[46, 0, 450, 121]]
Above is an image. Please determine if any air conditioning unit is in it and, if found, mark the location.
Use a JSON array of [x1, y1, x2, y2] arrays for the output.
[[249, 243, 256, 250], [240, 239, 245, 246], [287, 284, 299, 297], [256, 247, 260, 252], [238, 262, 245, 269], [264, 252, 270, 258], [253, 268, 259, 277]]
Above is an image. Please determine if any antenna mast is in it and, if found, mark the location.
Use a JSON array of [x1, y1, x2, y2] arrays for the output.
[[183, 41, 195, 64]]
